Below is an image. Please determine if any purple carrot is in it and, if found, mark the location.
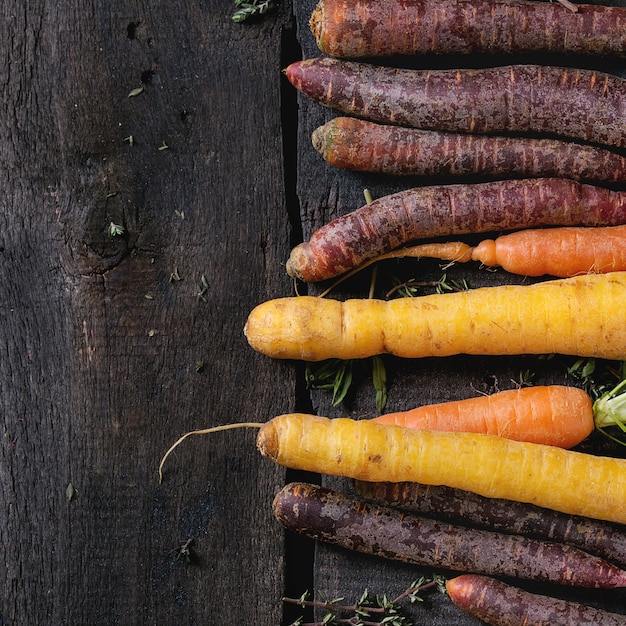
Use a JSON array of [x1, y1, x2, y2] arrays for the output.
[[447, 574, 626, 625], [273, 482, 626, 588], [285, 59, 626, 149]]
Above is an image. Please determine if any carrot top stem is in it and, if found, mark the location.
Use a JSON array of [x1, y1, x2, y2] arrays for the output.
[[593, 379, 626, 430]]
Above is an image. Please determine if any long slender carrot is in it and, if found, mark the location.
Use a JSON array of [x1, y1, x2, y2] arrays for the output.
[[256, 414, 626, 523], [313, 117, 626, 183], [284, 178, 626, 282], [330, 225, 626, 283], [372, 385, 593, 448], [273, 482, 626, 588], [285, 59, 626, 149], [354, 481, 626, 568], [244, 272, 626, 362], [446, 575, 626, 625], [310, 0, 626, 58]]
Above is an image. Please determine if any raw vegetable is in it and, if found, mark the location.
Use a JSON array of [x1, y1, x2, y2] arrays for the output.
[[372, 385, 594, 448], [272, 482, 626, 588], [284, 178, 626, 282], [256, 414, 626, 523], [244, 272, 626, 362], [446, 574, 626, 625], [333, 225, 626, 282], [310, 0, 626, 58], [312, 117, 626, 183], [285, 59, 626, 149], [354, 481, 626, 568]]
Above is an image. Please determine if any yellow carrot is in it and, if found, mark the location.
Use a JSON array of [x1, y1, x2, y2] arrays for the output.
[[244, 272, 626, 361], [257, 414, 626, 524]]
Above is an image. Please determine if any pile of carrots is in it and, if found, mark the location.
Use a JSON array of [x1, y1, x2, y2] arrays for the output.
[[166, 1, 626, 624]]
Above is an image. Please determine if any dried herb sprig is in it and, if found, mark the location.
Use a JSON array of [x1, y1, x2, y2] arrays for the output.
[[284, 576, 445, 626], [232, 0, 276, 22]]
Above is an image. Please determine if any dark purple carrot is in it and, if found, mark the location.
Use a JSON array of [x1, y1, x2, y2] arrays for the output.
[[354, 481, 626, 569], [446, 574, 626, 625], [285, 177, 626, 282], [310, 0, 626, 59], [273, 482, 626, 588], [313, 117, 626, 184], [285, 59, 626, 149]]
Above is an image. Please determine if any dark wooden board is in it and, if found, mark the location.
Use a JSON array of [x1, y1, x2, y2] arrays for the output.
[[0, 1, 296, 624], [288, 0, 626, 623]]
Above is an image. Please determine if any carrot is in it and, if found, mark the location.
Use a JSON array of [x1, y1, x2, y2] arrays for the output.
[[312, 117, 626, 183], [446, 574, 626, 625], [310, 0, 626, 59], [372, 385, 594, 448], [244, 272, 626, 362], [335, 225, 626, 282], [284, 178, 626, 282], [285, 59, 626, 149], [273, 482, 626, 588], [354, 481, 626, 568], [256, 414, 626, 523]]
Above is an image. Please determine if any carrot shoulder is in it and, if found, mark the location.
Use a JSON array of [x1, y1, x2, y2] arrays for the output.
[[312, 117, 626, 184], [373, 386, 593, 448], [285, 178, 626, 283], [285, 59, 626, 149], [311, 0, 626, 58], [244, 272, 626, 362], [257, 414, 626, 524]]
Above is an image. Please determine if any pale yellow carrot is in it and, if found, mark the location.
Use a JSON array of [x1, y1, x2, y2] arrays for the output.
[[244, 272, 626, 362], [257, 414, 626, 524]]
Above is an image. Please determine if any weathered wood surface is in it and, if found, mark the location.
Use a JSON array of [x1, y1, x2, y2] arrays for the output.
[[3, 0, 626, 625], [0, 1, 296, 624]]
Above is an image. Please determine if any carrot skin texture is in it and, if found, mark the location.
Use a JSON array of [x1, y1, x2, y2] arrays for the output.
[[244, 273, 626, 362], [313, 117, 626, 183], [285, 59, 626, 149], [273, 483, 626, 588], [285, 178, 626, 282], [311, 0, 626, 59], [257, 415, 626, 524], [472, 225, 626, 277], [446, 575, 626, 625], [354, 481, 626, 569], [372, 386, 594, 448]]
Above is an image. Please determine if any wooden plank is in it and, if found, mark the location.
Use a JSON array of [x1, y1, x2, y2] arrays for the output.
[[288, 0, 626, 623], [0, 1, 293, 624]]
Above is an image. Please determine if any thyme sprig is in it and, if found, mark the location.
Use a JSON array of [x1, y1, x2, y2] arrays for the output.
[[284, 576, 446, 626], [232, 0, 276, 22]]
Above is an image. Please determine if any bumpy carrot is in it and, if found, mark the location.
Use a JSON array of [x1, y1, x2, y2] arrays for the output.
[[256, 414, 626, 523], [355, 481, 626, 568], [244, 272, 626, 362], [313, 117, 626, 183], [285, 178, 626, 282], [446, 575, 626, 625], [273, 483, 626, 588], [372, 386, 593, 448], [285, 59, 626, 149], [311, 0, 626, 58]]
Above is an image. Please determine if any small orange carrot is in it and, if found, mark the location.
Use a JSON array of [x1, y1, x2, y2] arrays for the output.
[[325, 225, 626, 286], [372, 386, 593, 449]]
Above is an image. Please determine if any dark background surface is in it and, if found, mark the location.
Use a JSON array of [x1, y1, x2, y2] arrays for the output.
[[1, 1, 626, 624]]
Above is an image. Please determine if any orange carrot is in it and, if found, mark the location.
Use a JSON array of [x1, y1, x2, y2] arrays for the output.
[[329, 225, 626, 283], [310, 0, 626, 58], [312, 117, 626, 184], [372, 386, 593, 448], [471, 225, 626, 277]]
